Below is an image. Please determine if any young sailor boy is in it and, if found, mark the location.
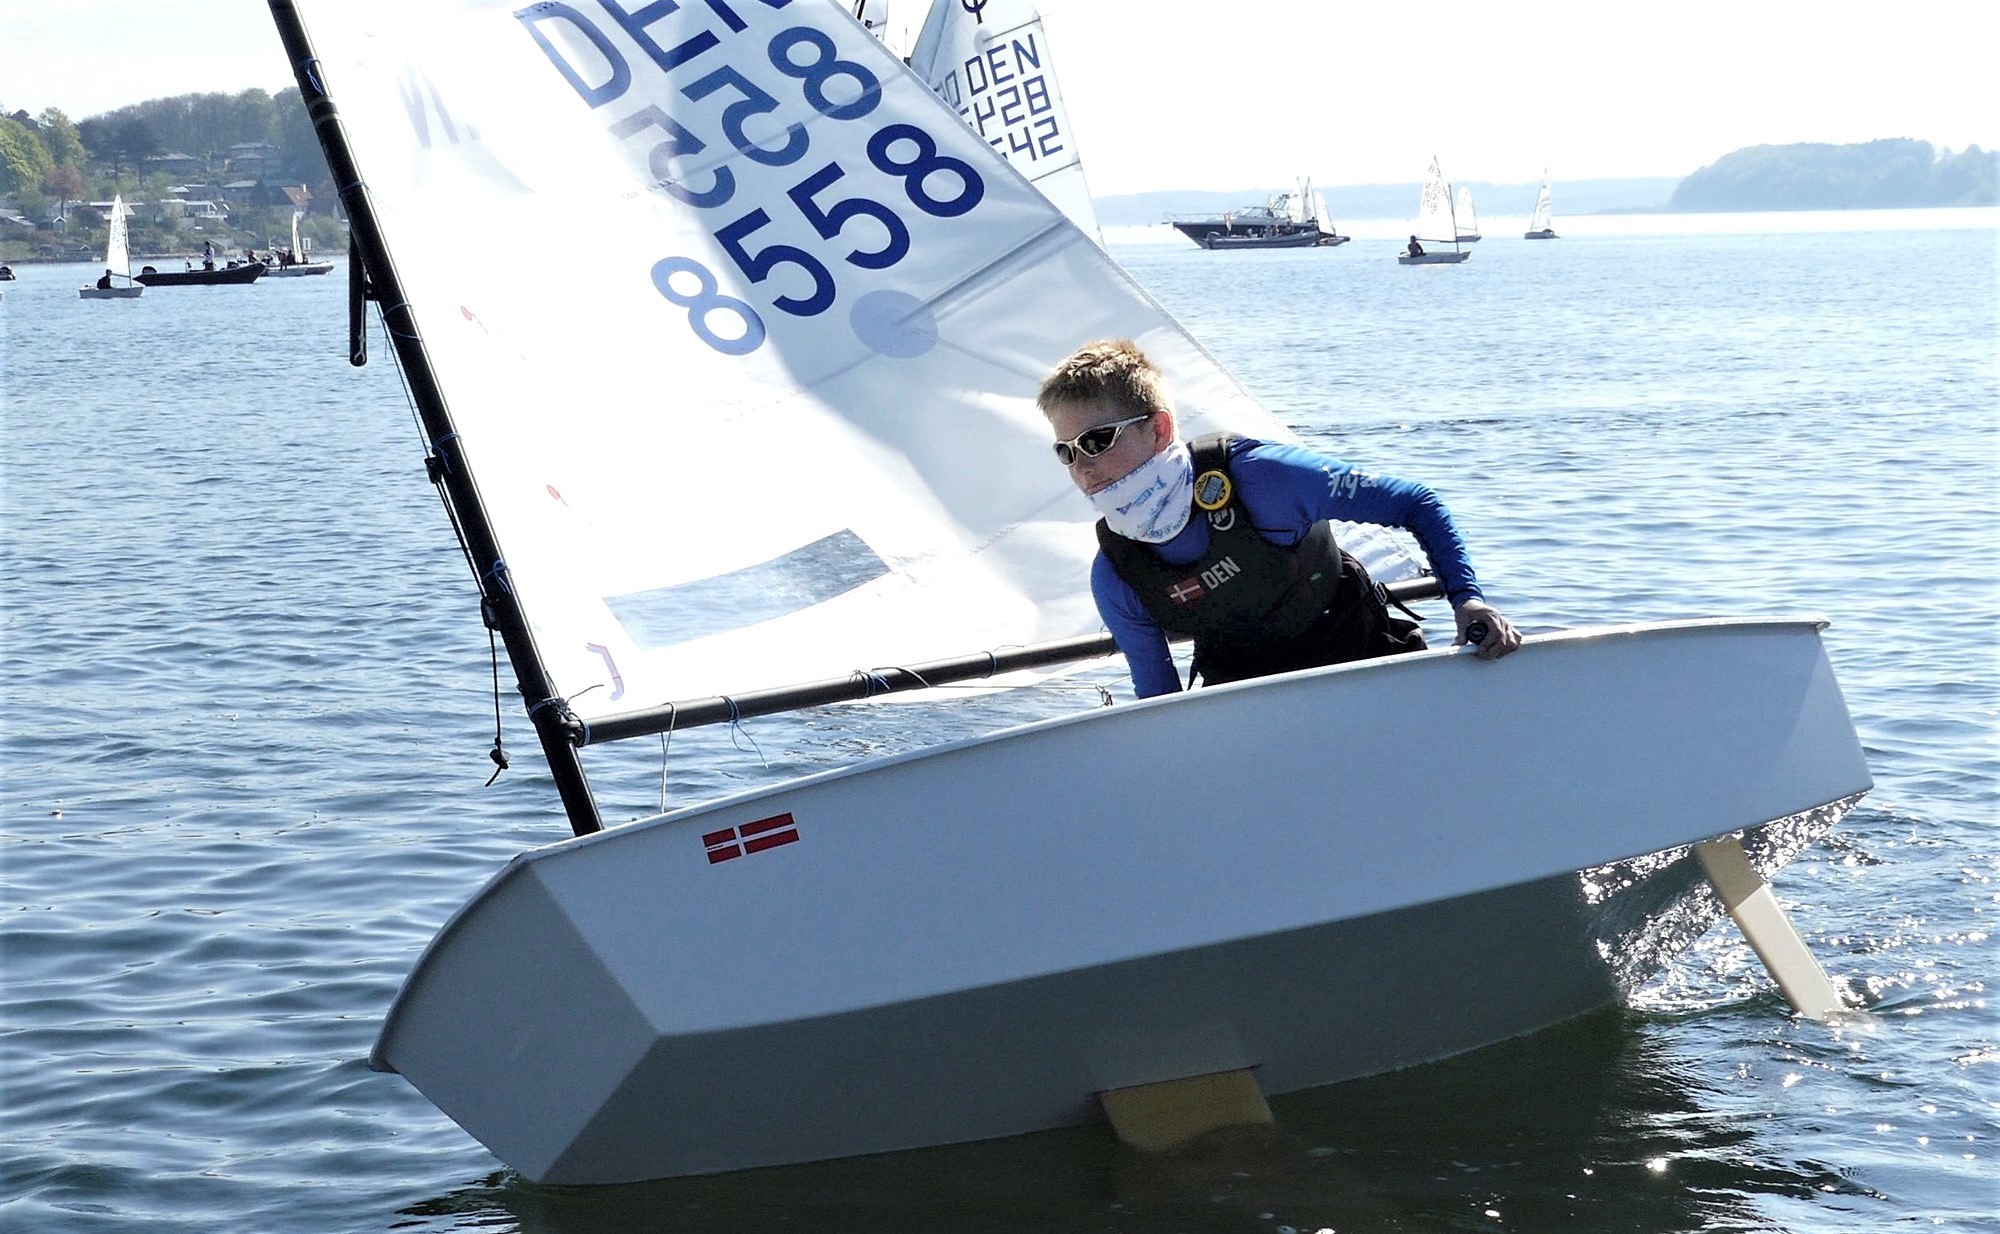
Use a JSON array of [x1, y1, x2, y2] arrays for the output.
[[1038, 339, 1520, 697]]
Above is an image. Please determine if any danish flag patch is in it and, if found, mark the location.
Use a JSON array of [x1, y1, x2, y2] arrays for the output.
[[1168, 577, 1206, 604], [704, 812, 799, 864]]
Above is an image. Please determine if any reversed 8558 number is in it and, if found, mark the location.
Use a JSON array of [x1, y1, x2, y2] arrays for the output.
[[608, 23, 985, 355]]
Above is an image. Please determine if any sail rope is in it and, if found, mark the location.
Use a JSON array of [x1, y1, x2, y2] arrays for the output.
[[527, 692, 592, 744], [373, 296, 525, 787], [482, 621, 509, 787], [378, 301, 420, 341], [847, 658, 1116, 706], [656, 706, 677, 815], [722, 697, 768, 767]]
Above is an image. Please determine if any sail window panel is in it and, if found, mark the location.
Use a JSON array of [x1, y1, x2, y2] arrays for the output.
[[604, 529, 890, 650]]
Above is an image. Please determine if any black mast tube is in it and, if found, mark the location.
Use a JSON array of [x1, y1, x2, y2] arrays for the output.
[[583, 577, 1448, 743], [269, 0, 603, 836]]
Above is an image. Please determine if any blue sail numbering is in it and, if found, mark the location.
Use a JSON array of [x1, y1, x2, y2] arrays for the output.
[[605, 529, 890, 650]]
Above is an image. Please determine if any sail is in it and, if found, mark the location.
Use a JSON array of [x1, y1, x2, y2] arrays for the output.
[[291, 209, 305, 254], [1414, 157, 1455, 243], [1287, 182, 1312, 226], [1311, 188, 1334, 232], [288, 0, 1414, 722], [907, 0, 1101, 243], [105, 194, 130, 276], [1454, 185, 1478, 237], [1529, 178, 1554, 232]]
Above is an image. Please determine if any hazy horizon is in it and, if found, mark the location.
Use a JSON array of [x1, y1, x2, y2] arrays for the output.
[[5, 0, 1995, 196]]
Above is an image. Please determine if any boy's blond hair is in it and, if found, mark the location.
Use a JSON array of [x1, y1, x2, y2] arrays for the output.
[[1036, 339, 1174, 423]]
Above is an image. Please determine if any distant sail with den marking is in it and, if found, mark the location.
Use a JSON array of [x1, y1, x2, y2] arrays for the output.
[[908, 0, 1101, 243]]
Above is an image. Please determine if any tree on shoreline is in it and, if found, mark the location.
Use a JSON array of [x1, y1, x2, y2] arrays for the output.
[[0, 114, 55, 196]]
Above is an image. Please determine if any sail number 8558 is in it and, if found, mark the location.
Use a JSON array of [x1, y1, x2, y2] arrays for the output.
[[653, 123, 982, 353]]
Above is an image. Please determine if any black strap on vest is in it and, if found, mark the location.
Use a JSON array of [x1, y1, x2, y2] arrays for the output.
[[1096, 433, 1424, 686]]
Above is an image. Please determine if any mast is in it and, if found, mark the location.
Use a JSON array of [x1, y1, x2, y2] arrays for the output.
[[1443, 158, 1462, 253], [268, 0, 603, 836]]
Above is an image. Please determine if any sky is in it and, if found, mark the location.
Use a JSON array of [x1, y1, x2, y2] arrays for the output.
[[4, 0, 1995, 196]]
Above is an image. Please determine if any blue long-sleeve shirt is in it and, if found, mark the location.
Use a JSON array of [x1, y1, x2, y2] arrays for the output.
[[1093, 438, 1482, 697]]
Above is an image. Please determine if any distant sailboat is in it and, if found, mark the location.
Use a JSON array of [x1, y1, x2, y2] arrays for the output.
[[1454, 184, 1482, 243], [1525, 175, 1558, 239], [265, 210, 336, 276], [1308, 181, 1350, 246], [78, 194, 145, 299], [1400, 158, 1470, 265]]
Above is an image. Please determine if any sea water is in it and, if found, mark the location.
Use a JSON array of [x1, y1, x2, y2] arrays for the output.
[[2, 211, 1995, 1232]]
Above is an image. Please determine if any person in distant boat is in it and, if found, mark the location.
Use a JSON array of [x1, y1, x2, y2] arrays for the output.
[[96, 269, 114, 289], [202, 239, 215, 270], [1038, 339, 1519, 698], [1406, 235, 1425, 257]]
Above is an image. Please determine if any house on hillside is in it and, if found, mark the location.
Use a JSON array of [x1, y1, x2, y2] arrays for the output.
[[219, 180, 308, 209], [83, 199, 139, 223], [146, 152, 206, 177], [224, 142, 282, 176], [157, 198, 228, 222]]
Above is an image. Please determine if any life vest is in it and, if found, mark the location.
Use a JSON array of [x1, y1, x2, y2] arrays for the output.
[[1095, 433, 1425, 687]]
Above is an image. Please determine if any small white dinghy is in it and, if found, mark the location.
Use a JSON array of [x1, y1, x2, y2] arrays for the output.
[[1454, 183, 1482, 242], [262, 210, 335, 276], [1400, 157, 1471, 264], [1526, 173, 1560, 239], [78, 194, 144, 299], [270, 0, 1870, 1186]]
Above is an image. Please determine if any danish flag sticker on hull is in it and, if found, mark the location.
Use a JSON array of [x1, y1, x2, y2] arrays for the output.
[[704, 812, 800, 864]]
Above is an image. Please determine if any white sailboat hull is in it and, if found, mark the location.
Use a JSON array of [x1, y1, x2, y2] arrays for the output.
[[78, 286, 145, 299], [1399, 251, 1471, 265], [374, 620, 1870, 1184]]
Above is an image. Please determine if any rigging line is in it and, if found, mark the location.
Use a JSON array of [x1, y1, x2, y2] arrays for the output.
[[850, 669, 896, 697], [429, 432, 460, 475], [480, 559, 515, 597], [721, 697, 768, 768], [380, 313, 482, 583], [657, 704, 678, 815], [483, 625, 509, 786], [370, 295, 522, 771], [528, 684, 601, 718], [379, 300, 419, 341]]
